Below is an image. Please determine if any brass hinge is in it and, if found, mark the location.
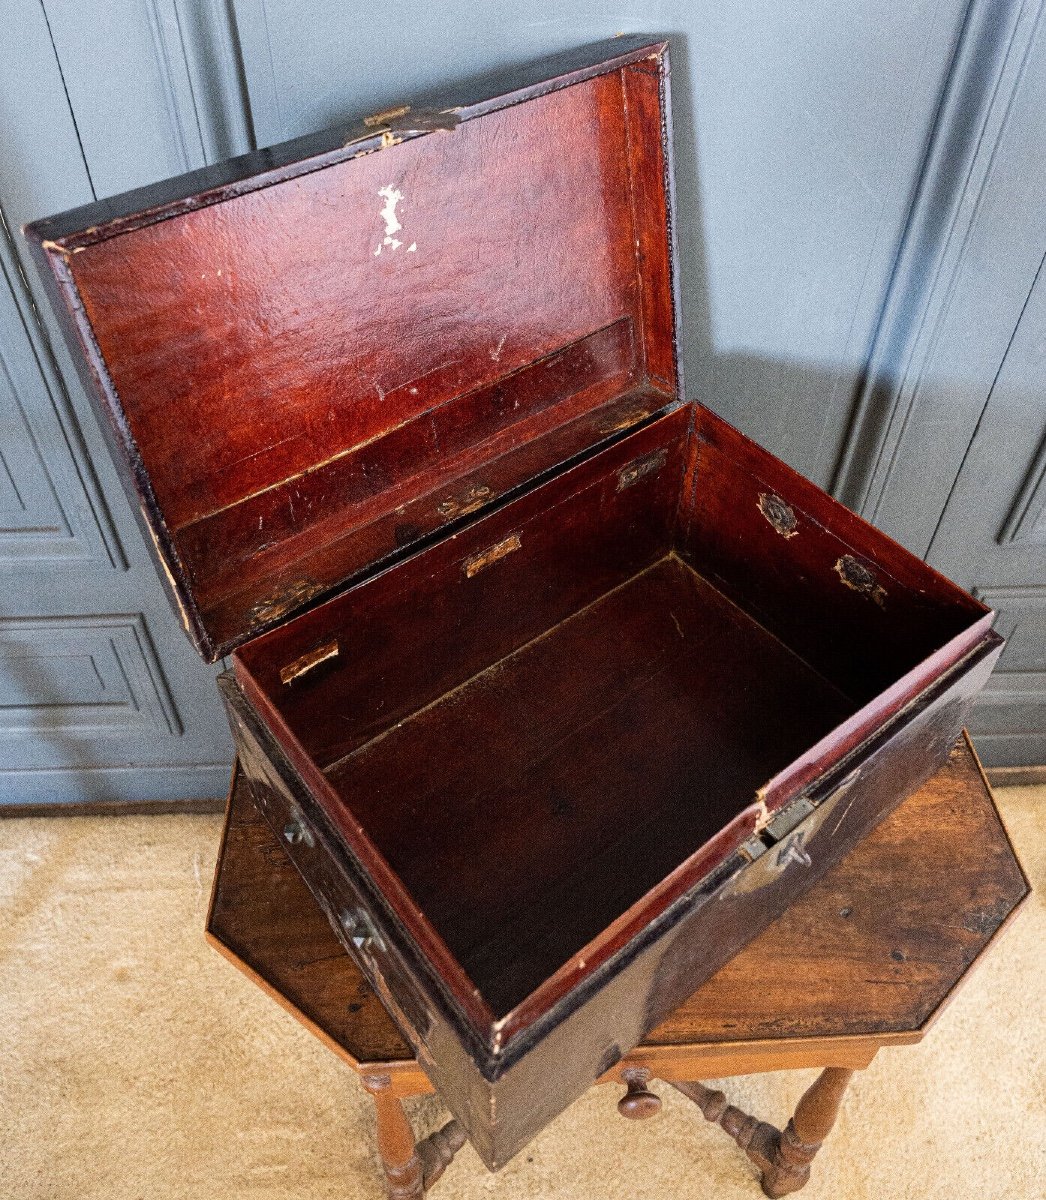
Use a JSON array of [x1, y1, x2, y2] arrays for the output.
[[763, 796, 816, 843], [344, 106, 461, 150], [463, 533, 521, 578], [363, 104, 412, 128], [616, 448, 668, 491]]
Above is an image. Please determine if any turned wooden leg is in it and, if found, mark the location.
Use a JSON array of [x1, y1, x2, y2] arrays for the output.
[[363, 1074, 466, 1199], [671, 1079, 780, 1188], [761, 1068, 854, 1198], [671, 1067, 856, 1197], [364, 1074, 424, 1199], [416, 1118, 467, 1190]]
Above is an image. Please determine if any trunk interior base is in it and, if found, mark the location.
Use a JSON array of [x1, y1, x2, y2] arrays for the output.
[[324, 551, 854, 1019]]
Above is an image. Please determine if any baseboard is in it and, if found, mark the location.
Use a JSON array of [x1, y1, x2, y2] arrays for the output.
[[0, 761, 232, 810], [0, 795, 227, 818], [987, 765, 1046, 789]]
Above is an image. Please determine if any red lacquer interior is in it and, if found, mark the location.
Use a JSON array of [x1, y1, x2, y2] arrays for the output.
[[54, 60, 675, 657]]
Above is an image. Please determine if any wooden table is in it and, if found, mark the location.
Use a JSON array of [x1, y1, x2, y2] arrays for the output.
[[206, 734, 1028, 1198]]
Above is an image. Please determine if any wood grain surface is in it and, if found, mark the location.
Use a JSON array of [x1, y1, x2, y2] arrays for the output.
[[207, 735, 1028, 1070]]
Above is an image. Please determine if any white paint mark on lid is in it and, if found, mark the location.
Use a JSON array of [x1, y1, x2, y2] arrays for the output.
[[374, 186, 417, 256], [378, 185, 403, 235]]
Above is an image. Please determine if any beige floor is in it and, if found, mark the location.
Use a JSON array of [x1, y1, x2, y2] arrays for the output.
[[0, 787, 1043, 1200]]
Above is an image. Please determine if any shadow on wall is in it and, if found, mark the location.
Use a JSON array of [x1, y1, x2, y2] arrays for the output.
[[392, 30, 879, 497]]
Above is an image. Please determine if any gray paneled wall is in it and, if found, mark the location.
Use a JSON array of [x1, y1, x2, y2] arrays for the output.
[[0, 0, 1042, 804], [0, 0, 243, 804], [839, 0, 1046, 767]]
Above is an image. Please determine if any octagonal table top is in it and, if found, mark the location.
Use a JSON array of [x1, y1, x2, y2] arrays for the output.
[[206, 734, 1029, 1072]]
